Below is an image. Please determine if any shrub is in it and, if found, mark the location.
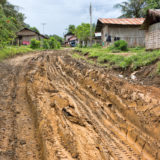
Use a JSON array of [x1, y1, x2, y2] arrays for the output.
[[92, 43, 102, 48], [157, 62, 160, 74], [30, 39, 40, 49], [48, 37, 61, 49], [42, 39, 50, 49], [113, 40, 128, 51]]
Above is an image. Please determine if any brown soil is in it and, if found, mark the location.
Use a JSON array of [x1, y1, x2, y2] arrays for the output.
[[0, 50, 160, 160]]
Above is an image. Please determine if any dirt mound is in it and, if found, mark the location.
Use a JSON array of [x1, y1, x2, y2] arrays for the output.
[[0, 50, 160, 160]]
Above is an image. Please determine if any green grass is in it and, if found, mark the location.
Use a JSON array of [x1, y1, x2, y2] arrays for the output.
[[157, 62, 160, 74], [75, 47, 160, 70], [72, 53, 86, 60], [0, 46, 34, 61]]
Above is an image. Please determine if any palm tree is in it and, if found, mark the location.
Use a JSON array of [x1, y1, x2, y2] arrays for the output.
[[114, 0, 146, 18]]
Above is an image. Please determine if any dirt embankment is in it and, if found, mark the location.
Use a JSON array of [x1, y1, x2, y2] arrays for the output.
[[0, 50, 160, 160]]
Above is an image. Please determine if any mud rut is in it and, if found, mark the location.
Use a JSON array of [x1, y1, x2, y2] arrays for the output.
[[0, 50, 160, 160]]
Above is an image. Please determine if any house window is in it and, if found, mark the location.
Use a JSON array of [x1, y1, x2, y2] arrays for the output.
[[107, 35, 111, 42], [114, 37, 120, 41]]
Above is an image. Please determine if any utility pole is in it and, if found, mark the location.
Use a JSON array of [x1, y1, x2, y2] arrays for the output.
[[90, 3, 93, 47], [42, 23, 46, 35]]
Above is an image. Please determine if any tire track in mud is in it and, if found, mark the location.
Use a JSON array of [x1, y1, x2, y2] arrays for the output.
[[48, 59, 141, 160], [0, 50, 160, 160]]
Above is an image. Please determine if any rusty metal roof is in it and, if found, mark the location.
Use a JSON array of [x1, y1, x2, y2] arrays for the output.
[[68, 36, 77, 41], [99, 18, 145, 25]]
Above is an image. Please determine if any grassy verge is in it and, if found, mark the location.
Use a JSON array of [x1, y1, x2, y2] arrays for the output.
[[75, 47, 160, 70], [0, 46, 34, 61], [157, 62, 160, 74]]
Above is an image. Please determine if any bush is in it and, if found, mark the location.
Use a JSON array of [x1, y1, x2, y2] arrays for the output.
[[30, 39, 40, 49], [157, 62, 160, 74], [42, 39, 50, 49], [113, 40, 128, 51], [48, 37, 61, 49], [92, 43, 102, 48]]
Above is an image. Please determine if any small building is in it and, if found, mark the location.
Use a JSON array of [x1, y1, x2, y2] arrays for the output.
[[64, 32, 74, 46], [95, 18, 145, 47], [16, 28, 47, 46], [141, 9, 160, 50], [64, 33, 78, 47], [68, 36, 78, 47]]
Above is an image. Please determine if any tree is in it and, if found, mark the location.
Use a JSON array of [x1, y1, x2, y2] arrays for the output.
[[30, 27, 40, 33], [0, 0, 6, 5], [0, 0, 26, 47], [67, 25, 76, 34], [145, 0, 160, 11], [75, 23, 90, 47], [114, 0, 146, 18], [1, 0, 25, 31], [0, 5, 16, 47], [52, 35, 64, 44]]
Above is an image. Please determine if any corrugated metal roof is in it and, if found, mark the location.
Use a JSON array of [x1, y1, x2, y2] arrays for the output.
[[99, 18, 145, 25], [69, 36, 77, 41]]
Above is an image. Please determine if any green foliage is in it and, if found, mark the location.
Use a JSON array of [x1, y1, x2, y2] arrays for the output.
[[92, 44, 102, 48], [30, 39, 40, 49], [48, 37, 61, 49], [114, 0, 160, 18], [157, 62, 160, 74], [76, 47, 160, 70], [2, 1, 25, 30], [41, 37, 61, 50], [30, 27, 40, 33], [0, 5, 16, 48], [75, 23, 91, 47], [0, 1, 26, 48], [114, 0, 146, 18], [49, 34, 64, 44], [67, 25, 76, 34], [0, 0, 7, 5], [145, 0, 160, 11], [42, 39, 50, 49], [72, 53, 86, 60], [0, 46, 33, 60], [111, 40, 128, 51]]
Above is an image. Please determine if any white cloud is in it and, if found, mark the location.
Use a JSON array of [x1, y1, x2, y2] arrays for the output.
[[8, 0, 124, 36]]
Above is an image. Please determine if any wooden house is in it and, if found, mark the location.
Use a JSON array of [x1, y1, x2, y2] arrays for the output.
[[68, 36, 78, 47], [64, 32, 74, 46], [96, 18, 145, 47], [16, 28, 47, 45], [142, 9, 160, 50]]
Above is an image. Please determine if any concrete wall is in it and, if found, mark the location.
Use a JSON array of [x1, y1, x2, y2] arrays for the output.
[[145, 22, 160, 50], [101, 25, 145, 47]]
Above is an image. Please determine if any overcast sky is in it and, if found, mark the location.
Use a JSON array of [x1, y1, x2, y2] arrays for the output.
[[8, 0, 124, 37]]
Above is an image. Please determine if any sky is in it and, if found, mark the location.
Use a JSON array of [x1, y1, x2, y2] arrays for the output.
[[8, 0, 124, 37]]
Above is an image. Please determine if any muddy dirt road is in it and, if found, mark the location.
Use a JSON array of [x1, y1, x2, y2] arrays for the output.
[[0, 50, 160, 160]]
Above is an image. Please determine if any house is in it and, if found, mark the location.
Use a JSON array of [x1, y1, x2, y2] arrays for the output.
[[64, 32, 74, 46], [95, 18, 145, 47], [68, 36, 78, 47], [141, 9, 160, 50], [16, 28, 47, 46], [64, 33, 78, 47]]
